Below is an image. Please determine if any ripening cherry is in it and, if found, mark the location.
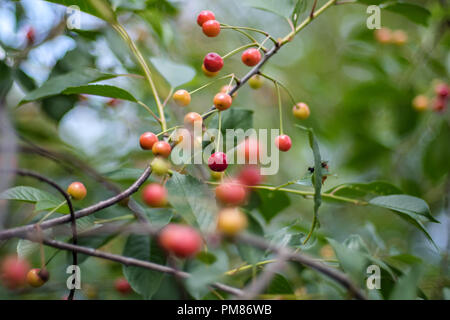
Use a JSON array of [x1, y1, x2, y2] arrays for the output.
[[412, 95, 429, 112], [292, 102, 310, 120], [213, 93, 232, 111], [202, 63, 219, 77], [26, 268, 49, 288], [435, 83, 449, 98], [184, 112, 203, 129], [139, 132, 158, 150], [238, 165, 263, 186], [208, 152, 228, 172], [203, 52, 224, 73], [67, 182, 87, 200], [151, 157, 170, 176], [215, 180, 247, 206], [142, 183, 168, 207], [159, 224, 203, 258], [173, 89, 191, 107], [202, 20, 221, 37], [197, 10, 215, 26], [241, 48, 261, 67], [152, 141, 172, 158], [220, 85, 237, 98], [115, 277, 132, 295], [391, 30, 408, 46], [0, 255, 30, 289], [238, 138, 260, 164], [217, 208, 248, 236], [248, 75, 263, 89], [275, 135, 292, 152], [374, 28, 392, 44], [433, 98, 447, 112]]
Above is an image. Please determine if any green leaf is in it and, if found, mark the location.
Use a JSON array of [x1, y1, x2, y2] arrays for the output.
[[0, 186, 61, 204], [0, 61, 13, 98], [166, 172, 217, 232], [149, 57, 196, 88], [62, 85, 138, 102], [266, 273, 294, 294], [130, 200, 173, 227], [389, 264, 423, 300], [122, 234, 166, 299], [17, 239, 40, 259], [19, 68, 119, 105], [255, 189, 291, 222], [186, 250, 229, 299], [357, 0, 389, 4], [423, 122, 450, 182], [35, 199, 70, 214], [382, 3, 431, 26], [369, 195, 438, 223], [236, 212, 265, 264], [291, 0, 307, 27], [104, 168, 146, 181], [209, 109, 254, 139], [44, 0, 116, 22], [325, 181, 403, 202]]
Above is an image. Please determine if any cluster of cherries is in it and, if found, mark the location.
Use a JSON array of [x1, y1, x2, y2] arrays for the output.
[[413, 82, 449, 113], [374, 28, 408, 46], [0, 256, 49, 290]]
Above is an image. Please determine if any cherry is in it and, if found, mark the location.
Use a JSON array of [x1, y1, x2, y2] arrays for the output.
[[151, 157, 170, 176], [215, 180, 247, 206], [202, 20, 220, 37], [435, 83, 449, 98], [26, 27, 35, 45], [391, 30, 407, 46], [238, 138, 260, 164], [217, 208, 248, 236], [374, 28, 391, 44], [213, 92, 232, 111], [412, 95, 429, 112], [184, 112, 203, 128], [202, 63, 219, 77], [292, 102, 310, 120], [203, 53, 224, 73], [0, 255, 30, 289], [139, 132, 158, 150], [275, 135, 292, 152], [26, 268, 49, 288], [152, 141, 172, 158], [67, 182, 87, 200], [433, 97, 447, 112], [197, 10, 215, 26], [159, 224, 203, 258], [107, 98, 120, 107], [241, 48, 261, 67], [238, 165, 262, 186], [248, 75, 263, 89], [115, 277, 132, 295], [208, 152, 228, 172], [173, 89, 191, 107], [142, 183, 168, 207]]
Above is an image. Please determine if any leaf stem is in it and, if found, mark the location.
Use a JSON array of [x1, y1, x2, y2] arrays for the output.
[[275, 82, 283, 135]]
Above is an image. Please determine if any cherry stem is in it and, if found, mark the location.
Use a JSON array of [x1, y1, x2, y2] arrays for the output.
[[259, 72, 297, 107], [137, 101, 162, 123], [37, 200, 67, 224], [162, 87, 174, 108], [201, 109, 218, 119], [217, 111, 222, 151], [156, 126, 180, 137], [275, 82, 283, 135], [220, 24, 278, 45], [189, 74, 236, 95], [222, 43, 258, 60], [221, 27, 266, 51]]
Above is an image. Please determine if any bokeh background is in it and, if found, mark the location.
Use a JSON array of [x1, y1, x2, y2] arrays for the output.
[[0, 0, 449, 300]]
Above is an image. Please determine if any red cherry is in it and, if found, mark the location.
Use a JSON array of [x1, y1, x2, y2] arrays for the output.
[[115, 277, 132, 294], [67, 182, 87, 200], [241, 48, 261, 66], [275, 135, 292, 152], [203, 53, 224, 72], [238, 166, 263, 186], [152, 141, 172, 158], [433, 97, 447, 112], [197, 10, 215, 26], [142, 183, 168, 207], [159, 224, 203, 258], [215, 180, 247, 206], [435, 83, 449, 98], [213, 92, 232, 111], [0, 255, 30, 289], [208, 152, 228, 172], [202, 20, 220, 37], [139, 132, 158, 150], [238, 138, 260, 164]]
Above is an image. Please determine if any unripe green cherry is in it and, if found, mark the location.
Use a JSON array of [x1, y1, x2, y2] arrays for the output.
[[67, 182, 87, 200], [248, 75, 263, 89], [173, 89, 191, 107], [151, 157, 170, 176]]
